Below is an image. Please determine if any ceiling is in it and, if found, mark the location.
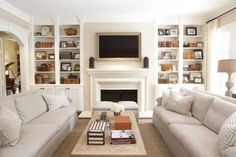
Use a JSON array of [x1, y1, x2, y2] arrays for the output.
[[4, 0, 236, 18]]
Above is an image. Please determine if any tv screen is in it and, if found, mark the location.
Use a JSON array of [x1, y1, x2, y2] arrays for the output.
[[97, 33, 141, 59]]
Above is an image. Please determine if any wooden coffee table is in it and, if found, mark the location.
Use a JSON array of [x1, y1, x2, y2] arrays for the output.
[[71, 112, 147, 157]]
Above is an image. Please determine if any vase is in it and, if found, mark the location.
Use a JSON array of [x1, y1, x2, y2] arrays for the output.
[[114, 112, 121, 116]]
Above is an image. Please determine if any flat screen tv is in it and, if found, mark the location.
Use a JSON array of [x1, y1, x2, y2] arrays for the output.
[[96, 32, 141, 60]]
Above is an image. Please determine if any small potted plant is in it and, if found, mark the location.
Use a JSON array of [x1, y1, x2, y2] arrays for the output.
[[110, 103, 124, 116]]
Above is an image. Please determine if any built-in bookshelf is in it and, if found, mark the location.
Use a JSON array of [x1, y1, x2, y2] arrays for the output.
[[156, 24, 206, 89]]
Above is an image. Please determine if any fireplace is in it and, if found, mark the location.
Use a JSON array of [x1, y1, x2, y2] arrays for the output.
[[101, 90, 137, 103], [87, 69, 149, 112]]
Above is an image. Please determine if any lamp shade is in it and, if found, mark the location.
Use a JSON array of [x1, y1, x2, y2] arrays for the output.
[[218, 59, 236, 73]]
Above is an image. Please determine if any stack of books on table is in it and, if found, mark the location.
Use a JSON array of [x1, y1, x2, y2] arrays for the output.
[[110, 130, 136, 145], [87, 121, 106, 145]]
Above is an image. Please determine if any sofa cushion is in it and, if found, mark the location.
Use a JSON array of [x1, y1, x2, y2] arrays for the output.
[[204, 98, 236, 133], [183, 88, 215, 122], [30, 106, 76, 129], [42, 94, 71, 111], [93, 101, 114, 110], [153, 106, 201, 126], [166, 91, 194, 116], [2, 123, 58, 157], [0, 106, 21, 147], [169, 124, 221, 157], [15, 93, 48, 124], [219, 112, 236, 152], [0, 98, 17, 114], [222, 146, 236, 157]]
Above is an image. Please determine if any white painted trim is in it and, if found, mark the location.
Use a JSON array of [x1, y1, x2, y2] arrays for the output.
[[0, 0, 30, 23], [0, 18, 30, 93]]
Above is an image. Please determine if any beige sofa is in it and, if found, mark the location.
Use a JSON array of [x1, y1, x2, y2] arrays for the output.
[[0, 91, 77, 157], [152, 88, 236, 157]]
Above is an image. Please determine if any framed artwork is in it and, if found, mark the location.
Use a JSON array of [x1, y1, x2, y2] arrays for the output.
[[164, 29, 170, 35], [170, 29, 178, 36], [61, 62, 72, 71], [41, 26, 50, 36], [183, 74, 190, 83], [161, 52, 171, 59], [193, 77, 203, 84], [190, 72, 202, 81], [168, 73, 178, 83], [73, 53, 80, 59], [48, 54, 55, 60], [35, 51, 46, 60], [186, 27, 197, 36], [60, 52, 72, 59], [158, 29, 164, 36], [60, 41, 67, 48], [194, 50, 203, 59]]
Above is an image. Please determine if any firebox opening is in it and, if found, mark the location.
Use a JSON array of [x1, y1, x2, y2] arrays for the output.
[[101, 90, 137, 103]]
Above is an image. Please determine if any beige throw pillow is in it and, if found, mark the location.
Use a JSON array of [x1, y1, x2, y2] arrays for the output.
[[166, 90, 194, 116], [43, 94, 71, 111], [0, 106, 21, 147]]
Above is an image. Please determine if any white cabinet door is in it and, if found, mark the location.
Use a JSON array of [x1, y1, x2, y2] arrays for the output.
[[55, 86, 83, 111], [0, 39, 4, 96], [30, 85, 55, 94]]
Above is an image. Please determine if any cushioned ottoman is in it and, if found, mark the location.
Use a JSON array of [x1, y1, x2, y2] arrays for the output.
[[92, 101, 139, 120]]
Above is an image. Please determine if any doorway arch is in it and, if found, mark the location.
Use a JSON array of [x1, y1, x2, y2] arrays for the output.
[[0, 18, 30, 96]]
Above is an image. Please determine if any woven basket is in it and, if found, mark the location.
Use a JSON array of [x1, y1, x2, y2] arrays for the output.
[[64, 28, 77, 36]]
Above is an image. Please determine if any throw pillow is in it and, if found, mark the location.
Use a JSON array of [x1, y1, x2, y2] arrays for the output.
[[219, 112, 236, 153], [43, 94, 71, 111], [166, 90, 194, 116], [0, 106, 21, 147], [161, 90, 169, 107]]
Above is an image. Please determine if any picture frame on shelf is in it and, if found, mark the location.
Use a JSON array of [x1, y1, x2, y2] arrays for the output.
[[35, 51, 46, 60], [164, 29, 170, 35], [74, 64, 80, 71], [186, 27, 197, 36], [196, 42, 204, 47], [73, 53, 80, 59], [193, 77, 203, 84], [48, 54, 55, 60], [190, 72, 202, 81], [170, 29, 178, 36], [60, 41, 67, 48], [168, 73, 178, 84], [158, 29, 164, 36], [41, 26, 50, 36], [183, 74, 190, 83], [61, 62, 72, 71], [161, 52, 171, 59], [194, 50, 203, 59], [60, 52, 72, 59]]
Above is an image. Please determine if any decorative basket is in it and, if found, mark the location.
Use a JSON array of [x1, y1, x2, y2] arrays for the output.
[[64, 27, 77, 36]]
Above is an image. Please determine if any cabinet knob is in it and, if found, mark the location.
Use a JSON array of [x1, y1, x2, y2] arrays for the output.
[[40, 88, 44, 90], [168, 87, 172, 90], [66, 88, 70, 90]]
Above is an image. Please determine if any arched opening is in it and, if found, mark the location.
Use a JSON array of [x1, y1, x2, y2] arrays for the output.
[[0, 31, 24, 96]]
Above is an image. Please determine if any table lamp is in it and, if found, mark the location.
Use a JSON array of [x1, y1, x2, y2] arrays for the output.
[[218, 59, 236, 97]]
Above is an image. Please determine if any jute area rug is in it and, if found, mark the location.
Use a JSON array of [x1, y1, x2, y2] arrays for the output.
[[52, 119, 173, 157]]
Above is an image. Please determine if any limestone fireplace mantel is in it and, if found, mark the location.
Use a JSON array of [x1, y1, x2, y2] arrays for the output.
[[87, 68, 149, 112]]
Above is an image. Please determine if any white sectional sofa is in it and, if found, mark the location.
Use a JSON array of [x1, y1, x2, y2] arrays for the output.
[[153, 88, 236, 157], [0, 91, 77, 157]]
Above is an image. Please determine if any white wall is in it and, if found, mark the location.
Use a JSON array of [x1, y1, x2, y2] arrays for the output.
[[83, 23, 156, 111]]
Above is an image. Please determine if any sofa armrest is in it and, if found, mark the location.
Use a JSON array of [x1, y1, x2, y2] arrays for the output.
[[156, 97, 162, 106]]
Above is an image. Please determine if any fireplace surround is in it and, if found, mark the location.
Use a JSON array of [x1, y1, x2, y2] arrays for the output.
[[87, 69, 149, 112]]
